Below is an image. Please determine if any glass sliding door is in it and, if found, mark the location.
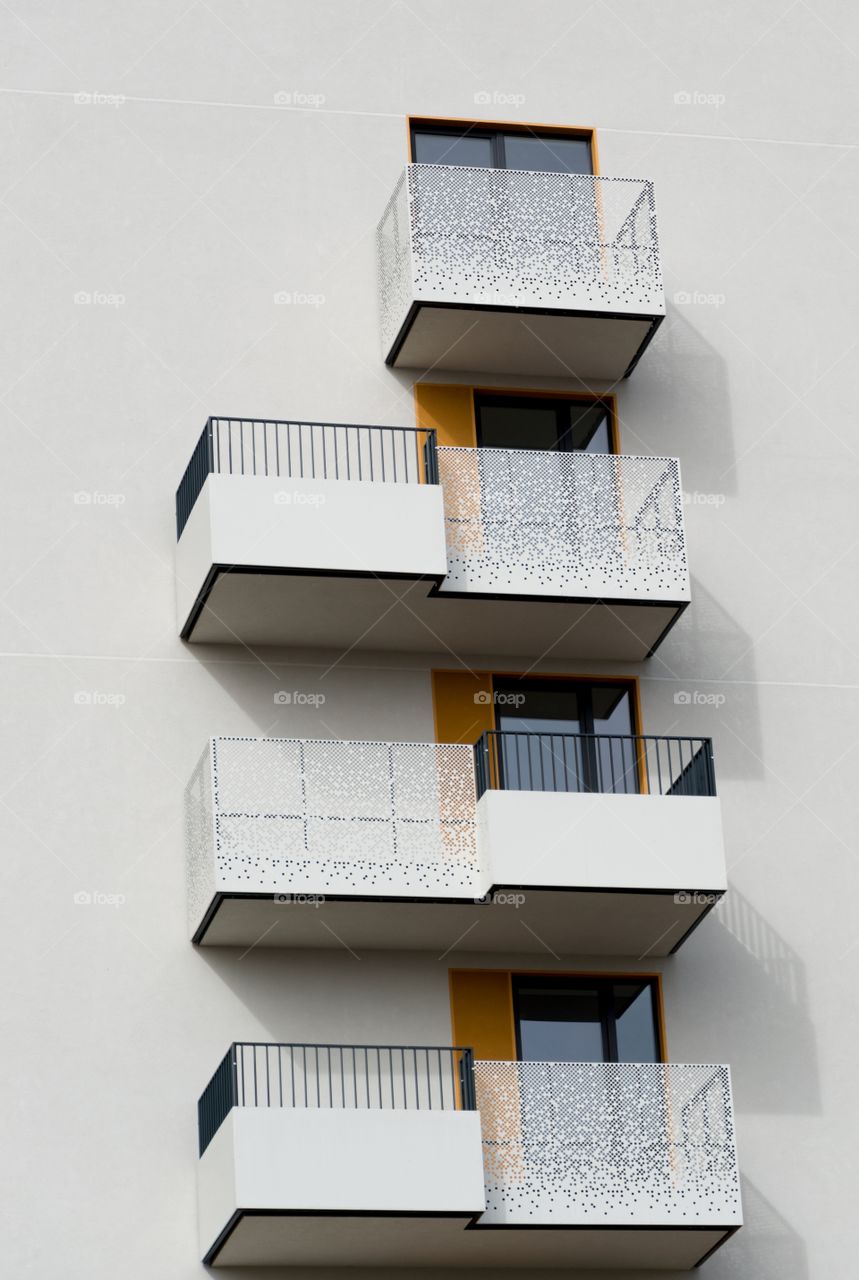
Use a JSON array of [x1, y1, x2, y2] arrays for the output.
[[492, 678, 639, 794], [514, 975, 661, 1064]]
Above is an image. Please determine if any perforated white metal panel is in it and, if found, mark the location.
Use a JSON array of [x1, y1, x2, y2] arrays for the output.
[[378, 164, 663, 356], [207, 737, 479, 895], [437, 447, 688, 600], [474, 1060, 742, 1226]]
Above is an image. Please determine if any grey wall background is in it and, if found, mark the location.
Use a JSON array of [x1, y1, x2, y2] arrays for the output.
[[1, 1, 857, 1276]]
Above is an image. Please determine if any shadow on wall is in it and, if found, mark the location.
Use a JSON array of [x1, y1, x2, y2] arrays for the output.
[[209, 1175, 804, 1280], [657, 576, 763, 781], [629, 303, 737, 498], [713, 887, 820, 1117]]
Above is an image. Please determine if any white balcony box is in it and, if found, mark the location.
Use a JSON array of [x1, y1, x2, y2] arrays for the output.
[[378, 165, 664, 380]]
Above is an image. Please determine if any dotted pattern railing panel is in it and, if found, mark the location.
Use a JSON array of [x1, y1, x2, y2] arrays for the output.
[[437, 447, 688, 599], [209, 736, 479, 894], [474, 1060, 742, 1225], [378, 164, 663, 355]]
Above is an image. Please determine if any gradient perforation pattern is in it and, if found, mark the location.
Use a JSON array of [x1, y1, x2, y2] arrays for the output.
[[474, 1060, 742, 1225], [378, 164, 663, 355], [437, 447, 688, 599], [207, 736, 479, 894]]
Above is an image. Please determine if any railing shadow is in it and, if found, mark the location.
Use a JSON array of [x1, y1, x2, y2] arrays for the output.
[[707, 887, 820, 1116]]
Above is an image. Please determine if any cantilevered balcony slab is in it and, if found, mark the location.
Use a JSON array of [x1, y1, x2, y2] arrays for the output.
[[197, 1045, 741, 1270], [186, 734, 725, 955], [176, 420, 688, 659], [172, 422, 448, 645], [378, 165, 664, 380]]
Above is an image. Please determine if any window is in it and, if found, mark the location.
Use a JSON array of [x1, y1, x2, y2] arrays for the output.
[[474, 392, 613, 453], [492, 678, 639, 794], [513, 975, 661, 1063], [411, 122, 594, 175]]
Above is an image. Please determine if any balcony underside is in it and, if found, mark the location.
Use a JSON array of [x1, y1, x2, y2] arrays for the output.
[[183, 568, 685, 660], [194, 887, 719, 955], [387, 302, 662, 381], [209, 1211, 734, 1269]]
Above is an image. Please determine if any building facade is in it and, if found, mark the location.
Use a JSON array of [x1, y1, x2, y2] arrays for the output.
[[3, 2, 857, 1277]]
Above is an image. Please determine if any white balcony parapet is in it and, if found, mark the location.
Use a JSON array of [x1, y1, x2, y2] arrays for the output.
[[474, 1060, 742, 1229], [437, 447, 688, 601], [378, 165, 664, 378]]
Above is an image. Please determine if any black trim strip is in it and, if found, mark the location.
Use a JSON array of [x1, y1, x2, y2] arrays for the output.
[[193, 887, 725, 948], [182, 563, 687, 657], [180, 564, 443, 641], [644, 598, 690, 659], [203, 1207, 738, 1267], [384, 299, 664, 374], [204, 1208, 476, 1266]]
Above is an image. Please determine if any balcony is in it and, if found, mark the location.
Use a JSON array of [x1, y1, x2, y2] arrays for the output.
[[186, 731, 726, 954], [377, 165, 664, 380], [176, 419, 688, 658], [197, 1044, 741, 1269]]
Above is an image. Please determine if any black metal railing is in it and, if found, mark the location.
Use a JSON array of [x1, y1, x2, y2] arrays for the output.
[[474, 731, 716, 799], [198, 1042, 475, 1156], [176, 417, 439, 538]]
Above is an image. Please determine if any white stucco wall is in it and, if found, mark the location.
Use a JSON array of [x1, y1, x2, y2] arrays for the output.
[[1, 3, 856, 1279]]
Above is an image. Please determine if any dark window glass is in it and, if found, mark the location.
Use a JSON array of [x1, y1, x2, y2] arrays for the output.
[[411, 126, 593, 175], [412, 132, 494, 167], [516, 981, 604, 1061], [477, 402, 561, 452], [503, 133, 593, 175], [475, 394, 613, 454], [561, 402, 612, 452], [613, 984, 660, 1063], [513, 976, 660, 1063]]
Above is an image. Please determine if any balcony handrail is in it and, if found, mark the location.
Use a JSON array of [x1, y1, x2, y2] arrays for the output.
[[176, 416, 439, 538], [474, 730, 716, 799], [198, 1042, 476, 1156]]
